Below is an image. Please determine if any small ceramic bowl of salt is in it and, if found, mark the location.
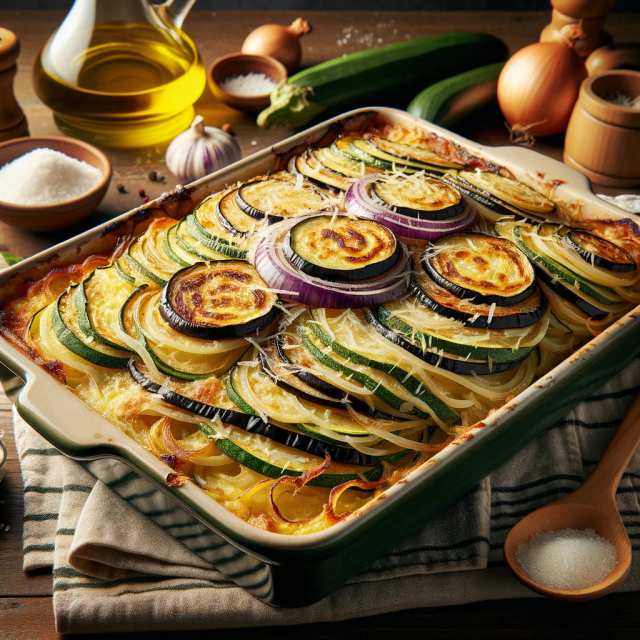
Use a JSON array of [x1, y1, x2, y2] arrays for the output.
[[208, 53, 288, 112], [0, 136, 111, 232]]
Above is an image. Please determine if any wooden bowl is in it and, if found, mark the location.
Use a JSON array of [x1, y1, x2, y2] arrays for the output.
[[0, 136, 111, 232], [208, 53, 288, 113], [564, 70, 640, 187]]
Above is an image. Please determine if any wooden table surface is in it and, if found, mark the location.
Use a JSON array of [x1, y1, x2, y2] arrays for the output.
[[1, 9, 639, 639]]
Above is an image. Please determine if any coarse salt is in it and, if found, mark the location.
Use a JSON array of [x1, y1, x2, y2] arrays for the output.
[[516, 528, 617, 590], [0, 148, 103, 206], [219, 72, 276, 96]]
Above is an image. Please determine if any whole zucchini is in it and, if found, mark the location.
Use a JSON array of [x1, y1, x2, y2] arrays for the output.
[[257, 32, 508, 128], [407, 61, 506, 127]]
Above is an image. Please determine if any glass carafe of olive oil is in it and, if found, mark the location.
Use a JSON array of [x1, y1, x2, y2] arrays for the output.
[[33, 0, 206, 148]]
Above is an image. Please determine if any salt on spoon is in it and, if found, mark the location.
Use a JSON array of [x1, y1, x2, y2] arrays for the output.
[[0, 148, 103, 206], [504, 390, 640, 601], [516, 528, 617, 590]]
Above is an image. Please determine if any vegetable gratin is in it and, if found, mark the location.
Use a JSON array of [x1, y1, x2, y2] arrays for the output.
[[2, 118, 639, 536]]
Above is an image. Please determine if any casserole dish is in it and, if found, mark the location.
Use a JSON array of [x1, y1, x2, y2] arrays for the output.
[[2, 107, 640, 607]]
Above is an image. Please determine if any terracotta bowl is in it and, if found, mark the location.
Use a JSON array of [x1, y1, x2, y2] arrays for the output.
[[0, 136, 111, 232], [564, 70, 640, 188], [208, 53, 288, 113]]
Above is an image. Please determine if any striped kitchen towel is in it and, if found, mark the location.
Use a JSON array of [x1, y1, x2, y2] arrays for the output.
[[11, 356, 640, 635]]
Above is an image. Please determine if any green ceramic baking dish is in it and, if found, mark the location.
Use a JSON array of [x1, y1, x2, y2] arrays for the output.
[[1, 107, 639, 607]]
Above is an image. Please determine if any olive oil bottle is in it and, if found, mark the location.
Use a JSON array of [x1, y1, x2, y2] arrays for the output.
[[33, 0, 205, 148]]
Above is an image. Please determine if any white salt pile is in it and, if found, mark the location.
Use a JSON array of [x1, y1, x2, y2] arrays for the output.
[[516, 527, 617, 590], [0, 148, 103, 206], [220, 72, 276, 96]]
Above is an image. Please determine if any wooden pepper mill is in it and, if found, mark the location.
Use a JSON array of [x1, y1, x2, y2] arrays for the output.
[[0, 28, 28, 142], [540, 0, 618, 58]]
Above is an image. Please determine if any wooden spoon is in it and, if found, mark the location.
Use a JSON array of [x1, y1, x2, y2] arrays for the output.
[[503, 390, 640, 601]]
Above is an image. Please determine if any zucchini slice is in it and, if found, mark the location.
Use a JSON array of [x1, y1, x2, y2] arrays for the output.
[[262, 334, 396, 419], [54, 289, 130, 369], [184, 215, 247, 260], [285, 215, 401, 282], [510, 226, 626, 306], [363, 135, 464, 170], [120, 287, 243, 380], [229, 357, 391, 438], [173, 217, 236, 263], [422, 233, 536, 306], [129, 360, 390, 466], [193, 193, 251, 247], [235, 175, 329, 222], [313, 147, 377, 179], [74, 267, 136, 352], [565, 230, 636, 274], [374, 304, 536, 365], [288, 152, 345, 194], [215, 190, 260, 238], [160, 261, 279, 340], [196, 421, 384, 487], [163, 223, 191, 267], [365, 309, 525, 375], [457, 170, 555, 216], [301, 319, 460, 426], [369, 173, 465, 220], [410, 271, 547, 330], [125, 218, 185, 286]]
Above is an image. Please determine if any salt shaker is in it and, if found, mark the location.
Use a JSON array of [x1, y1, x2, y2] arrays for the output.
[[0, 28, 28, 143]]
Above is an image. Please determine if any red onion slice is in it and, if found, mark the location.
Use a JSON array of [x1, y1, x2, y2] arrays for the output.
[[251, 213, 410, 309], [346, 173, 476, 240]]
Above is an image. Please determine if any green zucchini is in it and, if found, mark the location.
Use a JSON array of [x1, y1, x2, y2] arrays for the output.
[[299, 321, 460, 427], [374, 304, 534, 364], [196, 422, 383, 488], [257, 32, 508, 128], [407, 61, 505, 127], [73, 267, 136, 353], [174, 217, 235, 263], [53, 289, 130, 369], [184, 215, 248, 260], [511, 226, 620, 305]]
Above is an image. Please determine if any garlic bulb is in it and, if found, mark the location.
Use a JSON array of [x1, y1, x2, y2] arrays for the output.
[[165, 115, 241, 182]]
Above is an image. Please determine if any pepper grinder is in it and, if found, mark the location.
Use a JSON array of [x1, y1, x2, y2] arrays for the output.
[[0, 28, 28, 142]]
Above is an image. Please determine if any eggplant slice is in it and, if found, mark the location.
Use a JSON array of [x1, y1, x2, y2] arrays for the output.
[[262, 334, 397, 419], [364, 310, 526, 375], [284, 215, 401, 282], [234, 175, 329, 222], [565, 229, 636, 274], [160, 261, 279, 340], [422, 233, 536, 307], [369, 173, 466, 220], [410, 271, 547, 330], [127, 360, 385, 467]]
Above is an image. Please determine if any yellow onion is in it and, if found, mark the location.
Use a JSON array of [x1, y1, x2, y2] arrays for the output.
[[497, 24, 587, 138], [241, 18, 312, 74]]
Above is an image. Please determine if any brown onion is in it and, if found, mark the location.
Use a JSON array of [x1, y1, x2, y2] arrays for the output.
[[241, 18, 312, 74], [497, 24, 587, 138]]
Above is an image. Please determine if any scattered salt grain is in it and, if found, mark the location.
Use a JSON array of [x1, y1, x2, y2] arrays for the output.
[[0, 148, 103, 206], [516, 528, 617, 590], [219, 72, 276, 96]]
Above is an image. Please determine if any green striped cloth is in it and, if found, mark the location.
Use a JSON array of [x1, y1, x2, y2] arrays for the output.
[[10, 357, 640, 634]]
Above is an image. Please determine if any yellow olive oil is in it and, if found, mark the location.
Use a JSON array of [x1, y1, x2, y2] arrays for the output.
[[33, 22, 206, 148]]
